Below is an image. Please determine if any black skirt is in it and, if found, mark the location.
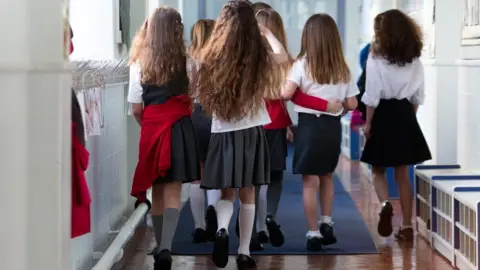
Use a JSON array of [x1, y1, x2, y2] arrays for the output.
[[361, 98, 431, 167], [201, 126, 270, 189], [265, 128, 288, 172], [155, 116, 201, 184], [293, 113, 342, 176], [191, 103, 212, 162]]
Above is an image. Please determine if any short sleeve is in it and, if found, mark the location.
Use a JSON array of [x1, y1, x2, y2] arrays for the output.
[[346, 79, 360, 98], [410, 60, 425, 105], [287, 59, 304, 86], [361, 56, 382, 108], [127, 63, 143, 104]]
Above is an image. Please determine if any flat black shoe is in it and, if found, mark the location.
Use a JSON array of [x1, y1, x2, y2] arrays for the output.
[[306, 237, 323, 251], [319, 223, 337, 246], [249, 235, 264, 251], [236, 254, 257, 269], [265, 215, 284, 247], [153, 249, 172, 270], [212, 229, 229, 268], [377, 201, 394, 237], [192, 228, 208, 243], [257, 231, 269, 243], [205, 205, 218, 242]]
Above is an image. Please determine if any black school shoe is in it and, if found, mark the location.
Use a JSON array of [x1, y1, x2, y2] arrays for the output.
[[377, 201, 394, 237], [192, 228, 208, 243], [306, 236, 323, 251], [212, 228, 230, 268], [205, 205, 218, 242], [319, 223, 337, 246], [153, 249, 172, 270], [236, 254, 257, 269], [265, 215, 284, 247], [257, 231, 269, 243]]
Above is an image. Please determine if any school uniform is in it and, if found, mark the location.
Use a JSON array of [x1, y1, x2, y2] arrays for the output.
[[128, 63, 200, 202], [289, 58, 360, 176], [360, 56, 431, 166], [201, 104, 271, 189], [264, 100, 291, 171]]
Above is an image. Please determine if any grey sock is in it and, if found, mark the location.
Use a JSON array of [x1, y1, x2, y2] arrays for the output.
[[252, 186, 261, 235], [159, 208, 180, 251], [267, 171, 284, 217], [151, 215, 163, 246]]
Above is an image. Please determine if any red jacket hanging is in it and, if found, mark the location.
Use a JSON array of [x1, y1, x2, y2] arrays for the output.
[[71, 122, 91, 238], [131, 95, 192, 202]]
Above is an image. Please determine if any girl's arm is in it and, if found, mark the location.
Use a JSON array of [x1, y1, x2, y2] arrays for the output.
[[291, 88, 328, 112], [259, 24, 289, 64]]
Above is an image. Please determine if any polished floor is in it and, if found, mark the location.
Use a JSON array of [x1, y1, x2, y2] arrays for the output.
[[115, 157, 453, 269]]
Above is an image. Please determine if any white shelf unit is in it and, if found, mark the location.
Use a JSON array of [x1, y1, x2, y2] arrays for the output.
[[414, 165, 462, 243], [453, 188, 480, 270], [341, 112, 352, 159], [430, 177, 480, 266]]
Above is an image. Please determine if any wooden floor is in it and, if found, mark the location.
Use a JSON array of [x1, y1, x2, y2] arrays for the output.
[[115, 157, 454, 270]]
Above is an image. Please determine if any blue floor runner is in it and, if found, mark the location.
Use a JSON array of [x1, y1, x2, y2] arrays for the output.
[[171, 157, 378, 255]]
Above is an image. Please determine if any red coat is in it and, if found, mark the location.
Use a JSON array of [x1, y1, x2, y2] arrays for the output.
[[71, 123, 91, 238], [131, 95, 192, 202]]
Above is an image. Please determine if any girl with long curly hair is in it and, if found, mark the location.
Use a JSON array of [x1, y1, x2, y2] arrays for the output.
[[196, 0, 289, 268], [282, 13, 359, 251], [186, 18, 221, 244], [232, 7, 342, 252], [360, 9, 431, 241], [127, 8, 200, 270]]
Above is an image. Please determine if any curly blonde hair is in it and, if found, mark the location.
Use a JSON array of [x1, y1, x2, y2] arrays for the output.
[[133, 7, 187, 86], [189, 19, 215, 60], [256, 8, 292, 99], [196, 0, 281, 121]]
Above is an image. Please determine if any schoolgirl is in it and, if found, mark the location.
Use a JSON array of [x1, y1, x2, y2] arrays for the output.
[[196, 0, 289, 268], [361, 9, 431, 241], [282, 13, 359, 251], [187, 18, 222, 243], [128, 8, 200, 270]]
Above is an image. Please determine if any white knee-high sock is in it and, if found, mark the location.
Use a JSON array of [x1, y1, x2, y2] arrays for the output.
[[216, 200, 234, 232], [189, 184, 205, 229], [207, 189, 222, 207], [256, 185, 268, 232], [238, 204, 255, 256]]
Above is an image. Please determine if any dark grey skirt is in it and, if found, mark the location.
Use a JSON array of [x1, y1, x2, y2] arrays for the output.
[[201, 126, 270, 189], [191, 103, 212, 162], [154, 116, 201, 184], [293, 113, 341, 176], [265, 128, 288, 172]]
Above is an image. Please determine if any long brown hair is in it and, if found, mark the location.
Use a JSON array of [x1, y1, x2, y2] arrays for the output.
[[128, 20, 147, 64], [298, 13, 350, 84], [371, 9, 423, 66], [197, 0, 280, 122], [256, 8, 292, 99], [189, 19, 215, 60], [138, 7, 187, 85]]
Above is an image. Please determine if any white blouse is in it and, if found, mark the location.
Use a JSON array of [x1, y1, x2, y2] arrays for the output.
[[288, 57, 360, 116], [361, 55, 425, 108]]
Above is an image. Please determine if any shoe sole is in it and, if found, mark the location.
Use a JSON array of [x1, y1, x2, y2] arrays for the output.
[[212, 234, 229, 268], [266, 220, 284, 247], [205, 208, 218, 241], [378, 204, 393, 237]]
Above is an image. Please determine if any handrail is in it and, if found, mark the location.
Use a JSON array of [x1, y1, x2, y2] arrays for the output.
[[91, 189, 152, 270]]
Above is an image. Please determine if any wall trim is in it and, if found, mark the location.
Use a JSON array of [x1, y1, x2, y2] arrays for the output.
[[422, 58, 459, 67], [455, 59, 480, 66]]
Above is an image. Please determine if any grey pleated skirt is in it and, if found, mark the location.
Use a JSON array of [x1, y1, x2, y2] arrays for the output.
[[201, 126, 270, 189]]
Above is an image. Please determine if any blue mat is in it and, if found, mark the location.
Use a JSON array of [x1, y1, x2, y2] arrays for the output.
[[171, 155, 378, 255]]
